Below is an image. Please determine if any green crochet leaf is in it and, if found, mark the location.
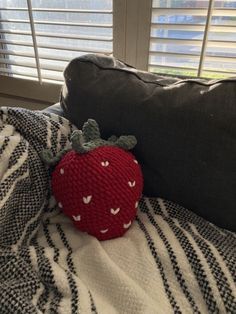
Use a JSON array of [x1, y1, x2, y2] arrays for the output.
[[41, 119, 137, 165], [71, 119, 137, 154], [40, 149, 69, 166]]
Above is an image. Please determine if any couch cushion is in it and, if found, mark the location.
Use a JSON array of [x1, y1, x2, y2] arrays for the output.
[[60, 54, 236, 231]]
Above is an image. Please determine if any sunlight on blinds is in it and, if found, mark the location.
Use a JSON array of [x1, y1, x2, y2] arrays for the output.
[[149, 0, 236, 78], [0, 0, 113, 83]]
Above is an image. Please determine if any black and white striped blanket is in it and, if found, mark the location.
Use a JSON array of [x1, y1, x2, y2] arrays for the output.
[[0, 107, 235, 314]]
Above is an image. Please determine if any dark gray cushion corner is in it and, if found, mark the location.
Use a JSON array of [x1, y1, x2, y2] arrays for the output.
[[59, 54, 236, 231]]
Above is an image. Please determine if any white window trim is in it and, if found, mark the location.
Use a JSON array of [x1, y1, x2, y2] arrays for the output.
[[0, 75, 61, 103], [113, 0, 126, 61], [113, 0, 152, 70]]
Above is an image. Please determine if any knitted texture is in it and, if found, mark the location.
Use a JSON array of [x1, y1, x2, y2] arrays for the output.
[[52, 146, 143, 240], [71, 119, 137, 154]]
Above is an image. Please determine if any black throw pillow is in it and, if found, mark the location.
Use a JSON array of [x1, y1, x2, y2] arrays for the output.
[[60, 54, 236, 231]]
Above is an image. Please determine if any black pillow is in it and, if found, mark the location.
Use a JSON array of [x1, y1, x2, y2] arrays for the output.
[[60, 54, 236, 231]]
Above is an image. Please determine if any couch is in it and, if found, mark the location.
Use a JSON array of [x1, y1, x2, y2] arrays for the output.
[[1, 54, 235, 313]]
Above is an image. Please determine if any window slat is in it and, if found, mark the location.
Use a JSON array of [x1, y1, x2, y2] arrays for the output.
[[208, 40, 236, 48], [149, 64, 236, 76], [0, 48, 35, 58], [34, 20, 112, 28], [149, 64, 197, 71], [151, 52, 236, 63], [0, 57, 66, 72], [0, 57, 36, 69], [149, 51, 200, 59], [152, 7, 236, 16], [151, 23, 236, 32], [36, 32, 112, 41], [152, 8, 208, 15], [0, 67, 63, 82], [0, 29, 112, 41], [0, 39, 112, 53], [38, 44, 112, 53], [0, 39, 33, 47], [151, 37, 236, 49], [150, 37, 202, 46], [0, 19, 29, 23], [0, 49, 79, 62], [0, 29, 31, 36], [35, 32, 112, 41], [151, 23, 205, 31], [0, 19, 112, 28], [0, 7, 112, 14]]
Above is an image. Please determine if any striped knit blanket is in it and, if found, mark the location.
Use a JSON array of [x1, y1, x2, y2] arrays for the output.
[[0, 107, 235, 314]]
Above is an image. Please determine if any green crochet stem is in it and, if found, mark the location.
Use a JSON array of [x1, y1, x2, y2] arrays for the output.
[[41, 119, 137, 165], [40, 148, 69, 166]]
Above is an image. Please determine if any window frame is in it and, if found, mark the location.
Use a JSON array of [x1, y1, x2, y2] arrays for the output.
[[0, 0, 117, 103], [0, 0, 235, 105]]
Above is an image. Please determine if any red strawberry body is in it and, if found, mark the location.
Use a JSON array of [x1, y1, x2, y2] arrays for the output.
[[52, 146, 143, 240]]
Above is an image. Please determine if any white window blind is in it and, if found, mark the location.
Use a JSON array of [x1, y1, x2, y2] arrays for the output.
[[0, 0, 235, 88], [149, 0, 236, 78], [0, 0, 113, 83]]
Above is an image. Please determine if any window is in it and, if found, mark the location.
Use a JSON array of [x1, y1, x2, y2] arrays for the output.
[[0, 0, 113, 83], [149, 0, 236, 78], [0, 0, 235, 97]]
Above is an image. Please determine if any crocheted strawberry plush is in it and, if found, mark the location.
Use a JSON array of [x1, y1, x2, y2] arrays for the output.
[[42, 119, 143, 241]]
